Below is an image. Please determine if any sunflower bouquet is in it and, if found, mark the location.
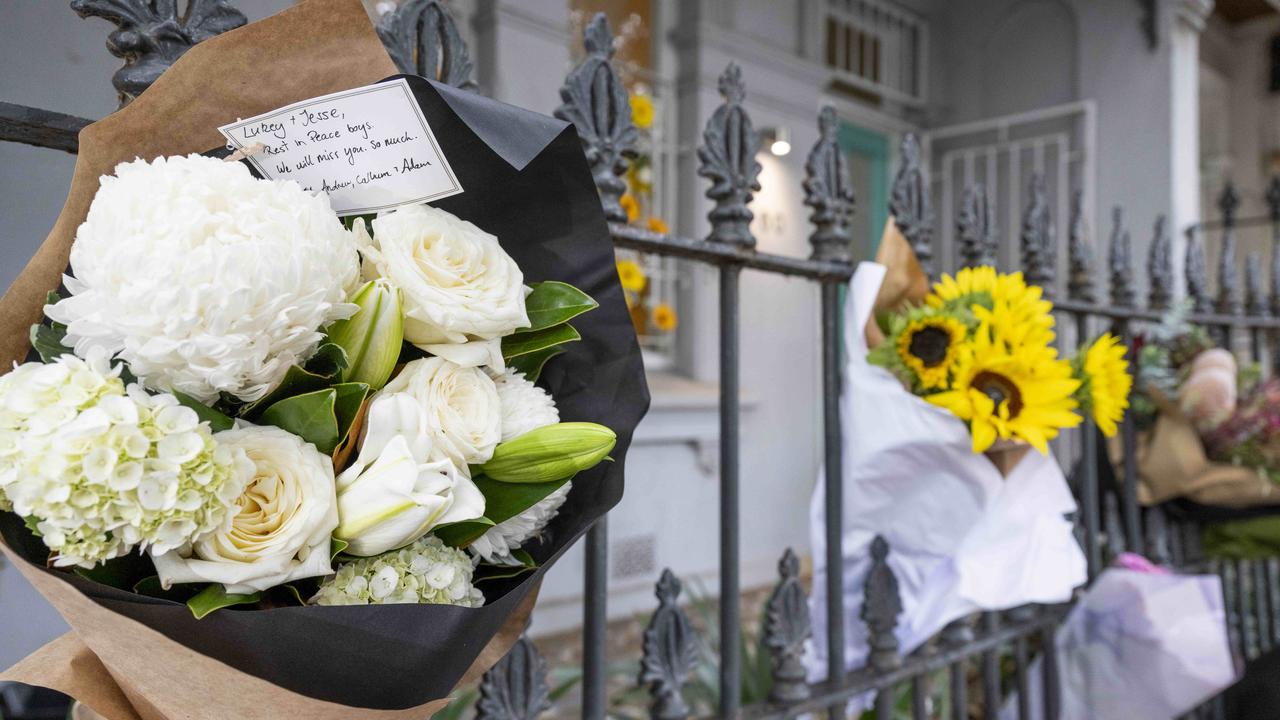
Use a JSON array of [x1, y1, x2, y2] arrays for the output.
[[869, 266, 1132, 455]]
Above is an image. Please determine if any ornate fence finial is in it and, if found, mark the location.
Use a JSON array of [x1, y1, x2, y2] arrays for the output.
[[765, 548, 811, 704], [1148, 215, 1173, 311], [640, 570, 698, 720], [71, 0, 246, 107], [804, 106, 856, 263], [1269, 177, 1280, 316], [1020, 173, 1055, 298], [377, 0, 477, 90], [1066, 190, 1094, 301], [862, 535, 902, 672], [890, 134, 934, 277], [556, 13, 639, 225], [475, 635, 551, 720], [1218, 182, 1242, 315], [940, 616, 975, 645], [1108, 206, 1136, 308], [1186, 228, 1212, 313], [697, 63, 762, 247], [1248, 251, 1267, 316], [958, 184, 998, 269]]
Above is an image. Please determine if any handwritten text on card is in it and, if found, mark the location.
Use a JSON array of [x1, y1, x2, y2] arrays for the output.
[[218, 79, 462, 216]]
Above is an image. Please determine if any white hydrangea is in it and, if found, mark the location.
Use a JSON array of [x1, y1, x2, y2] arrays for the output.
[[311, 535, 483, 607], [471, 368, 566, 566], [0, 352, 252, 568], [46, 154, 361, 404], [468, 483, 571, 567], [492, 368, 559, 441]]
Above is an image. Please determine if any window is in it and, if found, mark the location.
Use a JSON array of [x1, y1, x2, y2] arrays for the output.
[[570, 1, 680, 369]]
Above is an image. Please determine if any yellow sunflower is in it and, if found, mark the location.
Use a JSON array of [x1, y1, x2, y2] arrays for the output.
[[630, 94, 655, 129], [1078, 333, 1132, 437], [652, 303, 678, 332], [926, 266, 999, 310], [896, 315, 967, 389], [974, 277, 1056, 356], [928, 334, 1081, 454], [616, 259, 646, 293], [620, 193, 640, 223]]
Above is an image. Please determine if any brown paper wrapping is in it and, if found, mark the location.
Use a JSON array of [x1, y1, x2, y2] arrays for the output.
[[1113, 411, 1280, 508], [0, 1, 532, 716]]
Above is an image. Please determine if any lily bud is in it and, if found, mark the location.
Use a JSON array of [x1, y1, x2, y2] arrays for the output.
[[480, 422, 615, 483], [334, 394, 485, 556], [328, 279, 404, 391]]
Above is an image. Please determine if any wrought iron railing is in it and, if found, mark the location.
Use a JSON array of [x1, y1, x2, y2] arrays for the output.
[[3, 2, 1280, 719]]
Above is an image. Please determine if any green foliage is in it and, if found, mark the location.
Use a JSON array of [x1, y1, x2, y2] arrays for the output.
[[523, 281, 599, 331], [502, 325, 581, 361], [172, 390, 235, 432], [258, 382, 369, 454], [187, 583, 262, 619], [508, 346, 564, 382]]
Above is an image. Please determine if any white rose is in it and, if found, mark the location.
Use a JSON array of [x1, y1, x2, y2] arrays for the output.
[[151, 425, 339, 593], [46, 154, 361, 404], [334, 393, 485, 556], [492, 368, 559, 441], [382, 357, 502, 466], [355, 204, 529, 346]]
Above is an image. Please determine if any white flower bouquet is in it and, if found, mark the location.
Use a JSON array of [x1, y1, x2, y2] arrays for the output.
[[0, 2, 648, 718]]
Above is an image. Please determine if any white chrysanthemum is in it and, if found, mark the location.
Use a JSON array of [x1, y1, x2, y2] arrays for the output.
[[471, 369, 565, 566], [46, 154, 361, 404], [469, 483, 571, 567], [0, 352, 252, 568], [492, 368, 559, 441], [311, 535, 483, 607]]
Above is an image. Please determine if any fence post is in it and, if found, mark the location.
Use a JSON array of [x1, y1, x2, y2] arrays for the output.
[[377, 0, 478, 89], [764, 549, 812, 704], [475, 635, 552, 720], [1020, 174, 1055, 298], [639, 570, 699, 720], [890, 135, 934, 278], [958, 184, 998, 270]]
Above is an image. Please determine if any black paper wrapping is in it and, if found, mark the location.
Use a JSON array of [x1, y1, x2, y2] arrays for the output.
[[0, 74, 650, 710]]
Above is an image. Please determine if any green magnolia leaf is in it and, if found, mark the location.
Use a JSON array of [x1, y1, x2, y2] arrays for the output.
[[473, 475, 569, 525], [187, 583, 261, 620], [501, 324, 580, 361], [240, 343, 349, 419], [332, 382, 370, 445], [508, 346, 564, 383], [524, 282, 599, 332], [30, 324, 70, 363], [172, 390, 235, 432], [260, 389, 340, 454], [330, 537, 349, 560], [133, 575, 201, 602], [433, 517, 496, 548], [23, 515, 42, 536], [44, 291, 66, 332], [474, 549, 537, 583], [72, 552, 154, 590]]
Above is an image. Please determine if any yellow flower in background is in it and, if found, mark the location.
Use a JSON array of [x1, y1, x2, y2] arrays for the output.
[[928, 332, 1081, 454], [630, 94, 655, 129], [652, 303, 678, 332], [1079, 333, 1132, 436], [620, 193, 640, 223], [896, 315, 966, 390], [647, 216, 670, 235], [616, 259, 647, 293]]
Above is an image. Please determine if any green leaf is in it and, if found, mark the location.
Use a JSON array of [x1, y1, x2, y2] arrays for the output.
[[433, 517, 496, 548], [508, 346, 564, 383], [44, 291, 66, 332], [30, 323, 70, 363], [330, 537, 349, 560], [187, 583, 261, 619], [501, 324, 580, 361], [172, 390, 235, 432], [474, 549, 537, 583], [240, 343, 349, 419], [473, 475, 569, 525], [23, 515, 42, 536], [523, 281, 599, 331], [133, 575, 201, 602], [331, 382, 370, 445], [260, 388, 341, 454]]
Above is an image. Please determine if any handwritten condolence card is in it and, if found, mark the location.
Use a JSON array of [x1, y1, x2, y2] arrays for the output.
[[218, 78, 463, 215]]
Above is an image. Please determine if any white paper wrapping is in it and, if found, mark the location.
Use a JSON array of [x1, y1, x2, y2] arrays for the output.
[[1001, 568, 1237, 720], [806, 262, 1088, 686]]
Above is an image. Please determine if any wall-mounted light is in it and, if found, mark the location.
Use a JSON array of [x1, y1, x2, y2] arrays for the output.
[[760, 126, 791, 157]]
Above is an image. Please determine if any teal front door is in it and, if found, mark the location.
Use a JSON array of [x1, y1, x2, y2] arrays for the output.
[[837, 123, 890, 260]]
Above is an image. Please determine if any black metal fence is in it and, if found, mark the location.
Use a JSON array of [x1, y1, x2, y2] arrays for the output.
[[3, 2, 1279, 719]]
